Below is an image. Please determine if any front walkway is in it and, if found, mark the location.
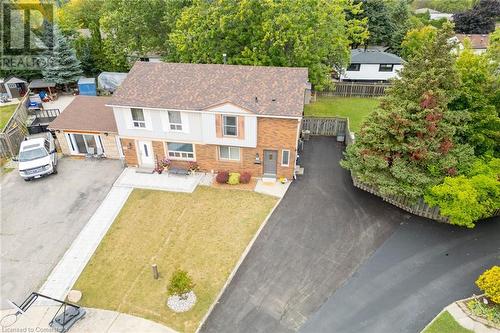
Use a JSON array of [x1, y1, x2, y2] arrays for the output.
[[114, 168, 202, 193], [38, 186, 132, 301], [0, 306, 176, 333]]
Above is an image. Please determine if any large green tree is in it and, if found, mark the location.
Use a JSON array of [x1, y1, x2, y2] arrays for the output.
[[450, 45, 500, 158], [168, 0, 367, 90], [41, 24, 82, 89], [341, 23, 474, 200]]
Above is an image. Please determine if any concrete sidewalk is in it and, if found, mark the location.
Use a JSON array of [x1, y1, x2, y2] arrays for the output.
[[38, 186, 132, 301], [0, 305, 176, 333], [114, 168, 202, 193]]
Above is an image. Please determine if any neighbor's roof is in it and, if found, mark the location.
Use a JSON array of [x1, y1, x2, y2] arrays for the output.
[[110, 62, 310, 117], [6, 77, 27, 84], [29, 79, 56, 89], [414, 8, 441, 14], [49, 96, 117, 132], [350, 49, 404, 64], [455, 34, 490, 49]]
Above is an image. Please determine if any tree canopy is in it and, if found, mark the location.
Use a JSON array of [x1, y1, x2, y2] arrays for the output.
[[341, 23, 474, 200], [168, 0, 367, 90], [453, 0, 500, 34]]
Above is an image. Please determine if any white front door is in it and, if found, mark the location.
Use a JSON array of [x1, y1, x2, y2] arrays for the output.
[[138, 140, 154, 166]]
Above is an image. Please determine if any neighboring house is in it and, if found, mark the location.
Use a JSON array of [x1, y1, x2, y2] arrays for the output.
[[453, 34, 490, 54], [108, 62, 311, 179], [2, 77, 28, 98], [48, 96, 120, 159], [414, 8, 453, 20], [340, 49, 404, 83]]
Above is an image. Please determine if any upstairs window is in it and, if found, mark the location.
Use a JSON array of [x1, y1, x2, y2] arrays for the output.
[[168, 111, 182, 131], [379, 64, 394, 72], [223, 115, 237, 136], [347, 63, 360, 71], [131, 108, 145, 128]]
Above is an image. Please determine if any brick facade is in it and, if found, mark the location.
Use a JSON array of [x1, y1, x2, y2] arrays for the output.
[[56, 131, 120, 159], [121, 117, 299, 178]]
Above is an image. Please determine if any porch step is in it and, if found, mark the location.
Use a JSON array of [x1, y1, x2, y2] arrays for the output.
[[135, 167, 154, 174], [262, 176, 277, 184]]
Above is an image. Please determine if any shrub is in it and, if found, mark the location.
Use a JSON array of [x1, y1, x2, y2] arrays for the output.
[[476, 266, 500, 304], [160, 157, 171, 169], [228, 172, 240, 185], [216, 171, 229, 184], [240, 171, 252, 184], [167, 269, 194, 297]]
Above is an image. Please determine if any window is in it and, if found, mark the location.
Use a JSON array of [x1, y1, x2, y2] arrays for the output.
[[219, 146, 240, 161], [168, 111, 183, 131], [68, 133, 102, 155], [347, 63, 360, 71], [223, 115, 237, 136], [167, 142, 194, 159], [131, 108, 145, 128], [281, 150, 290, 166], [379, 64, 394, 72]]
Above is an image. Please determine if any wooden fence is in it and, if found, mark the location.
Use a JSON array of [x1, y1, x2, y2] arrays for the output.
[[315, 82, 390, 98], [345, 127, 500, 223], [301, 117, 348, 136], [0, 95, 29, 158]]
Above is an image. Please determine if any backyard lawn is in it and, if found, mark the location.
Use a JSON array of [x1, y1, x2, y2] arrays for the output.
[[0, 103, 18, 130], [73, 186, 277, 333], [423, 311, 473, 333], [304, 97, 380, 132]]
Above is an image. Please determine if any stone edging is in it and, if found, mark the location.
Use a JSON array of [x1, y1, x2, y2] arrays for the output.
[[194, 189, 287, 333], [456, 295, 500, 330]]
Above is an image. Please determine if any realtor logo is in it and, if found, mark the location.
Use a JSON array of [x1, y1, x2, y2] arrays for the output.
[[1, 0, 55, 69]]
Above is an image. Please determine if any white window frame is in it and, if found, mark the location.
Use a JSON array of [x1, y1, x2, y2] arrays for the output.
[[168, 111, 183, 131], [66, 133, 104, 155], [131, 108, 146, 128], [166, 142, 195, 160], [223, 115, 238, 137], [219, 146, 240, 161], [281, 149, 290, 167]]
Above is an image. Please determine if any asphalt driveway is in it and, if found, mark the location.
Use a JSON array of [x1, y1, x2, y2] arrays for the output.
[[300, 215, 500, 333], [201, 136, 405, 333], [0, 158, 122, 309]]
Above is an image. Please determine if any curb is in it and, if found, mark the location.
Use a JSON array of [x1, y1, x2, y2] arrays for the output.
[[195, 187, 288, 333]]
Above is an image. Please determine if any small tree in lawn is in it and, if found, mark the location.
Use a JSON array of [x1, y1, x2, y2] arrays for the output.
[[42, 24, 82, 91], [167, 269, 194, 299], [341, 23, 474, 201]]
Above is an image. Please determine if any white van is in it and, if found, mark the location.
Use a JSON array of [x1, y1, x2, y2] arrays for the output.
[[15, 133, 58, 181]]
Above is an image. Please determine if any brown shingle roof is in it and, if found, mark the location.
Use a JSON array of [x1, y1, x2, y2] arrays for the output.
[[455, 34, 490, 49], [110, 62, 310, 117], [49, 96, 117, 132]]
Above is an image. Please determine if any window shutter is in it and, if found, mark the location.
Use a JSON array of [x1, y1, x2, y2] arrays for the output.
[[125, 109, 134, 129], [237, 116, 245, 139], [144, 110, 152, 130], [181, 112, 190, 133], [215, 114, 223, 138]]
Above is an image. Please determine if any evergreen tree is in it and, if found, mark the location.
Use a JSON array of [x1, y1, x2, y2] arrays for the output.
[[341, 23, 474, 200], [42, 24, 82, 90]]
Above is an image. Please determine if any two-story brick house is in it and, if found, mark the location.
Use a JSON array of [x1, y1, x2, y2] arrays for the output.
[[108, 62, 310, 179]]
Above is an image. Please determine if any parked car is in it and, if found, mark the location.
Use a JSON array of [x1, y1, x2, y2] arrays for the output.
[[14, 133, 58, 181]]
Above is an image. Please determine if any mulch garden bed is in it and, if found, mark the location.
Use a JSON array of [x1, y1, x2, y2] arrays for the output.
[[211, 177, 257, 191]]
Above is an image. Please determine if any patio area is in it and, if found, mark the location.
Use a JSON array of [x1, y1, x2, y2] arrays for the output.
[[41, 95, 76, 112], [114, 167, 203, 193]]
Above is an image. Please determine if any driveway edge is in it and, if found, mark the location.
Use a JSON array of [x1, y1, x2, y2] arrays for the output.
[[195, 192, 286, 333]]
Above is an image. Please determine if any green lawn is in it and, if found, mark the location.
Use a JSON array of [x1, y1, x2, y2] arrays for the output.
[[423, 311, 473, 333], [0, 103, 19, 130], [304, 97, 380, 132], [73, 187, 277, 333]]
